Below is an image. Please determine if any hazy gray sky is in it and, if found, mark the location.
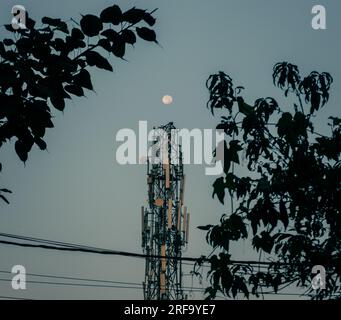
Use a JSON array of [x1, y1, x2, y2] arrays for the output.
[[0, 0, 340, 299]]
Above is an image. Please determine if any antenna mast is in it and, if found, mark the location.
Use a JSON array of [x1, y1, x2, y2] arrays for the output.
[[141, 122, 189, 300]]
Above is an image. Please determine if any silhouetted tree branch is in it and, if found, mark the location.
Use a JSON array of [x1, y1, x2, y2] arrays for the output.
[[0, 4, 158, 204], [199, 62, 340, 300]]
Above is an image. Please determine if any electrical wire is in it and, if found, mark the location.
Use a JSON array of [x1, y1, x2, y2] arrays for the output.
[[2, 230, 333, 299], [0, 295, 32, 300], [0, 236, 201, 262], [0, 270, 142, 286], [0, 270, 208, 291], [0, 278, 144, 290], [0, 277, 206, 292], [2, 268, 335, 298], [0, 232, 292, 266], [2, 270, 325, 295]]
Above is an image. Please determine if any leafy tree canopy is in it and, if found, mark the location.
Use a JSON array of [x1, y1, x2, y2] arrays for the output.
[[0, 4, 158, 203], [198, 62, 340, 300]]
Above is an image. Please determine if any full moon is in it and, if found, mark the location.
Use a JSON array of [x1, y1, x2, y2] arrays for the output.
[[162, 95, 173, 105]]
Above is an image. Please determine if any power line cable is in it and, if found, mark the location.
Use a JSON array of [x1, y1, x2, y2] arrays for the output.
[[0, 295, 32, 300], [0, 270, 208, 291], [2, 271, 335, 298], [0, 270, 142, 286], [0, 233, 290, 266], [0, 278, 144, 290]]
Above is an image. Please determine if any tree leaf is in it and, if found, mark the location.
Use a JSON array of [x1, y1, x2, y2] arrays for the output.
[[4, 24, 15, 32], [237, 97, 253, 116], [34, 137, 47, 150], [50, 96, 65, 111], [80, 14, 103, 37], [97, 38, 111, 52], [143, 12, 156, 26], [279, 199, 289, 230], [3, 39, 14, 46], [41, 17, 67, 33], [42, 17, 62, 27], [85, 51, 113, 71], [101, 29, 119, 42], [111, 38, 126, 58], [197, 225, 214, 231], [15, 140, 28, 163], [121, 29, 136, 45], [0, 194, 10, 204], [212, 177, 226, 204], [71, 27, 84, 40], [122, 8, 146, 24], [74, 69, 93, 90], [100, 5, 122, 25], [229, 140, 242, 164], [277, 112, 293, 137], [64, 84, 84, 97], [136, 27, 157, 42]]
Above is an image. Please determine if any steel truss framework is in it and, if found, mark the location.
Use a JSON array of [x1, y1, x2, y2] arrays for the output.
[[141, 122, 189, 300]]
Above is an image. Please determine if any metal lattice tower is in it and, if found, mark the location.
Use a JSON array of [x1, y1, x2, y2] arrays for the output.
[[141, 122, 189, 300]]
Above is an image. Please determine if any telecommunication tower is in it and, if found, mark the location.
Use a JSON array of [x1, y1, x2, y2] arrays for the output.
[[141, 122, 189, 300]]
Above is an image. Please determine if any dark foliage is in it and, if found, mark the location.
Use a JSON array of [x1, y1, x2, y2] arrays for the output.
[[0, 4, 158, 203], [199, 62, 340, 300]]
